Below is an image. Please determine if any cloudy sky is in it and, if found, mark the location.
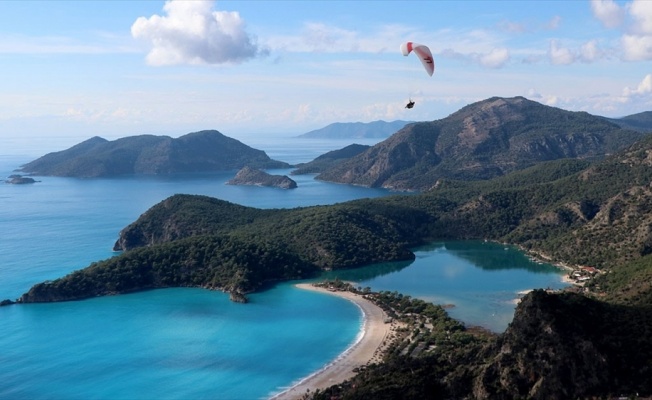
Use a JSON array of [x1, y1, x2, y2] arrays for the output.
[[0, 0, 651, 147]]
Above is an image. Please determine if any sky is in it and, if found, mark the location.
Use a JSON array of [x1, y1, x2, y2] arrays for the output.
[[1, 0, 651, 148]]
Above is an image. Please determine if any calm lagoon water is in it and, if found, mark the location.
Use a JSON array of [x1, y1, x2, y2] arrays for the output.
[[322, 241, 569, 332], [0, 135, 568, 399]]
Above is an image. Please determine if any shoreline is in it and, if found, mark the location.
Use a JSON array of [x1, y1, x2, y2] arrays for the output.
[[271, 283, 394, 399]]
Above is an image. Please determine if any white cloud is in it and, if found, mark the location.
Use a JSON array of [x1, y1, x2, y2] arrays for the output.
[[580, 40, 602, 62], [440, 47, 510, 69], [544, 95, 559, 106], [541, 39, 609, 65], [589, 0, 652, 61], [131, 0, 268, 66], [622, 34, 652, 60], [621, 0, 652, 61], [480, 48, 510, 68], [548, 40, 575, 65], [630, 0, 652, 35], [591, 0, 625, 28], [526, 89, 543, 99], [623, 74, 652, 97]]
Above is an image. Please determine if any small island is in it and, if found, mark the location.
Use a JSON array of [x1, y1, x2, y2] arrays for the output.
[[5, 175, 38, 184], [226, 166, 297, 189]]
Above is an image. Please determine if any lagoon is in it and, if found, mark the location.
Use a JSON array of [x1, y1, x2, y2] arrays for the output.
[[0, 136, 568, 399]]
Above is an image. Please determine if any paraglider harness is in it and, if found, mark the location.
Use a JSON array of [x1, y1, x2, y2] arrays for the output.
[[405, 99, 415, 109]]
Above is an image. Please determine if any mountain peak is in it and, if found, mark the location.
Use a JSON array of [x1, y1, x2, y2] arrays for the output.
[[316, 96, 647, 190]]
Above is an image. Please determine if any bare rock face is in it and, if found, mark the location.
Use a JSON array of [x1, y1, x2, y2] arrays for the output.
[[226, 166, 297, 189]]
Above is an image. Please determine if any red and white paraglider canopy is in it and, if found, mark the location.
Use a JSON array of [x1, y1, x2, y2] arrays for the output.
[[400, 42, 435, 76]]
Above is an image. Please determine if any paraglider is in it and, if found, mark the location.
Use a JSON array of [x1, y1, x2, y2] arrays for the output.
[[400, 42, 434, 76], [400, 42, 434, 109]]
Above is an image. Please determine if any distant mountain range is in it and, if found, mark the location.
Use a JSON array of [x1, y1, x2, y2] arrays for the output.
[[16, 98, 652, 186], [313, 97, 649, 190], [19, 130, 290, 178], [297, 120, 413, 139]]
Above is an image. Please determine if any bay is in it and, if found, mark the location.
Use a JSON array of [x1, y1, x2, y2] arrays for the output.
[[0, 134, 568, 399]]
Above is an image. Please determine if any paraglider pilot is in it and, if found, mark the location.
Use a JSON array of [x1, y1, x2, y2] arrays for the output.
[[405, 99, 415, 109]]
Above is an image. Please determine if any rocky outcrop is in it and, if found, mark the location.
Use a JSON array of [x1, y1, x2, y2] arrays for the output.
[[472, 290, 652, 399], [229, 291, 248, 303], [226, 166, 297, 189]]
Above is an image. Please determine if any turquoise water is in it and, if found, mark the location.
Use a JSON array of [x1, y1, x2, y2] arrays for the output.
[[323, 241, 569, 332], [0, 286, 360, 400], [0, 136, 568, 399]]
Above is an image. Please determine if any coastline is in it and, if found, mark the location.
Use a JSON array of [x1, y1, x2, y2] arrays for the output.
[[271, 283, 394, 399]]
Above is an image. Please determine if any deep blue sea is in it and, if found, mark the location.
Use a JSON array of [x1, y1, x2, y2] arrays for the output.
[[0, 134, 568, 399]]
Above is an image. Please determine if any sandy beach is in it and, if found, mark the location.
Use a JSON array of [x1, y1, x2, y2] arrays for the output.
[[271, 283, 394, 399]]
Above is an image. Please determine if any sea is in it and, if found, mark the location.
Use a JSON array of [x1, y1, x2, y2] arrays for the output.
[[0, 134, 569, 400]]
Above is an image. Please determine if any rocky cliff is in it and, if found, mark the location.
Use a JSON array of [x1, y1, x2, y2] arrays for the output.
[[472, 290, 652, 399]]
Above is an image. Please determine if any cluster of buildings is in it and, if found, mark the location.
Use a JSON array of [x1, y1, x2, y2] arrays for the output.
[[568, 266, 600, 285]]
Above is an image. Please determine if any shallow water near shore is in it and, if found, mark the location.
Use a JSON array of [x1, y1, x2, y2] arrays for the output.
[[0, 285, 360, 400], [0, 135, 568, 399]]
